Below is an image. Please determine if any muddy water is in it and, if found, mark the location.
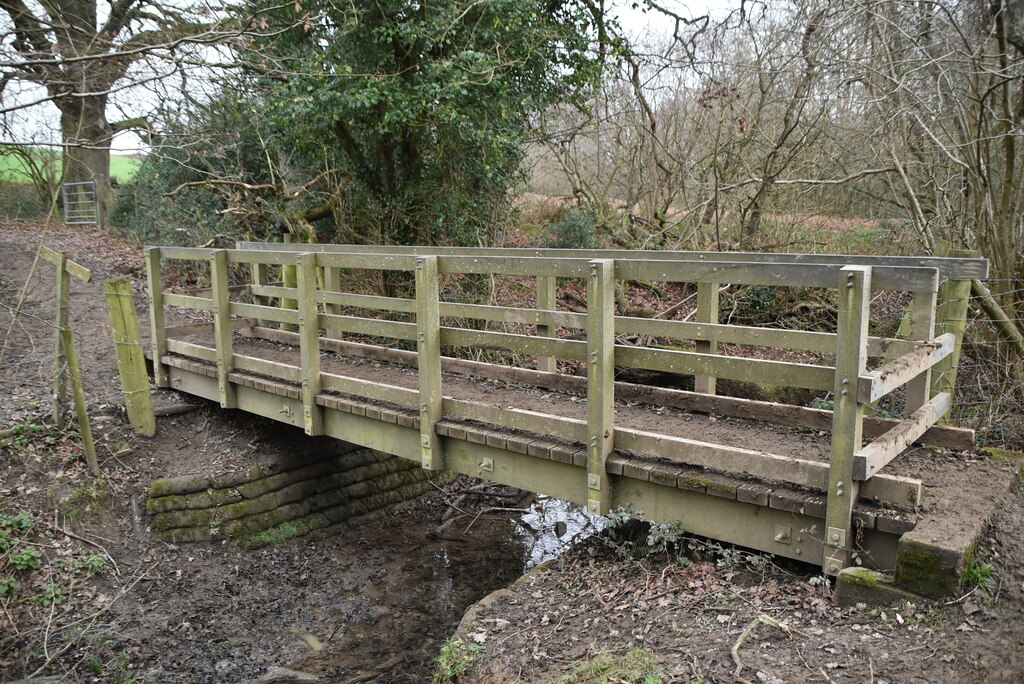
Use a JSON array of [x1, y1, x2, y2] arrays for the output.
[[284, 496, 603, 682]]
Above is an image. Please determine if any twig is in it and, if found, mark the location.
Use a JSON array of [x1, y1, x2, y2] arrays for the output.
[[60, 526, 121, 578], [732, 613, 798, 679]]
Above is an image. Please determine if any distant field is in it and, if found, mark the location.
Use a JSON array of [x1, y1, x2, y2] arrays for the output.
[[0, 147, 141, 182]]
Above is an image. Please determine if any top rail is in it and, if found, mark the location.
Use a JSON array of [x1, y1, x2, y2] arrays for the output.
[[234, 241, 989, 280]]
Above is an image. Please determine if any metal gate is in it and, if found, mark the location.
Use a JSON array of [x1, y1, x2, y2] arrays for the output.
[[61, 181, 98, 225]]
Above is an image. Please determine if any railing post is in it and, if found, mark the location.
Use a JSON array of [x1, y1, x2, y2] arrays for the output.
[[416, 256, 443, 471], [251, 260, 269, 328], [144, 247, 169, 388], [587, 259, 615, 515], [323, 265, 342, 339], [297, 253, 323, 435], [210, 249, 236, 408], [904, 287, 937, 412], [694, 280, 719, 394], [930, 244, 979, 421], [52, 251, 70, 427], [536, 275, 557, 373], [824, 265, 871, 576]]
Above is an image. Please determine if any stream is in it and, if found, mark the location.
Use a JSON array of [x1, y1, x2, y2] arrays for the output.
[[282, 495, 604, 682]]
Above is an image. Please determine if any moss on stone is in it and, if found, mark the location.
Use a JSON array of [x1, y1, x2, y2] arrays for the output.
[[896, 540, 961, 598], [983, 447, 1024, 464], [844, 567, 881, 588]]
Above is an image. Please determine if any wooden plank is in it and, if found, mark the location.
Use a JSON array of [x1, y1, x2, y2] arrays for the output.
[[904, 290, 937, 411], [824, 265, 871, 575], [858, 333, 954, 403], [318, 290, 416, 314], [236, 242, 989, 281], [224, 249, 296, 266], [157, 246, 215, 260], [587, 260, 615, 514], [316, 252, 417, 271], [320, 373, 419, 406], [104, 277, 155, 437], [209, 250, 236, 408], [319, 313, 417, 341], [855, 393, 951, 480], [438, 255, 592, 278], [694, 281, 719, 394], [162, 292, 214, 311], [38, 245, 91, 282], [930, 244, 978, 420], [230, 301, 300, 325], [615, 345, 835, 391], [616, 426, 829, 489], [233, 353, 302, 383], [615, 260, 939, 293], [297, 253, 322, 435], [250, 284, 299, 301], [415, 256, 443, 470], [51, 252, 70, 428], [441, 328, 586, 360], [537, 275, 557, 373], [145, 248, 169, 388], [441, 398, 588, 442]]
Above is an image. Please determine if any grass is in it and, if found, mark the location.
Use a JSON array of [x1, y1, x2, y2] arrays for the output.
[[433, 637, 483, 684], [0, 146, 140, 182], [556, 648, 666, 683]]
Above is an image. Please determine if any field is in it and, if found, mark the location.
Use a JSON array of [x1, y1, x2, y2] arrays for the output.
[[0, 147, 141, 182]]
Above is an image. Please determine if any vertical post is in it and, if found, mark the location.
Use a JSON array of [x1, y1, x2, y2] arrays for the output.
[[324, 265, 342, 339], [145, 247, 169, 388], [52, 252, 70, 428], [824, 265, 871, 576], [104, 277, 156, 437], [587, 259, 615, 515], [930, 246, 978, 421], [903, 288, 937, 412], [251, 260, 269, 327], [297, 253, 323, 435], [210, 249, 236, 408], [694, 280, 719, 394], [61, 326, 98, 475], [536, 275, 557, 373], [282, 233, 298, 331], [415, 256, 443, 471]]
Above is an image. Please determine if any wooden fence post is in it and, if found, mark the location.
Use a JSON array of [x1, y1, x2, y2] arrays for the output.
[[930, 242, 979, 420], [415, 256, 443, 471], [536, 275, 557, 373], [297, 253, 323, 435], [104, 276, 156, 437], [324, 264, 342, 339], [904, 288, 937, 412], [694, 280, 719, 394], [587, 259, 615, 515], [145, 247, 169, 388], [824, 265, 871, 575], [210, 249, 236, 408], [281, 233, 298, 331], [52, 252, 70, 428]]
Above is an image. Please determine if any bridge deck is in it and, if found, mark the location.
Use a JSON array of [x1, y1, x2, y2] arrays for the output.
[[144, 244, 989, 576]]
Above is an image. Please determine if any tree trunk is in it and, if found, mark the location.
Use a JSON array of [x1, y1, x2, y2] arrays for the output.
[[59, 94, 112, 228]]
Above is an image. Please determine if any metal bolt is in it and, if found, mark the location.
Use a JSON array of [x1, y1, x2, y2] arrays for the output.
[[836, 481, 843, 488], [842, 389, 848, 395], [847, 282, 854, 288], [837, 489, 844, 496], [831, 533, 840, 541], [842, 378, 849, 385]]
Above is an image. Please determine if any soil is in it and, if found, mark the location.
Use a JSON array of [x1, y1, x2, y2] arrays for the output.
[[2, 219, 1023, 683]]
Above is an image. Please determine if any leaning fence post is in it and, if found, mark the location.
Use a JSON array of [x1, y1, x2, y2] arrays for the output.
[[694, 280, 719, 394], [824, 265, 871, 576], [903, 285, 938, 413], [210, 249, 237, 408], [587, 259, 615, 515], [415, 256, 443, 471], [104, 276, 156, 437], [297, 253, 323, 436]]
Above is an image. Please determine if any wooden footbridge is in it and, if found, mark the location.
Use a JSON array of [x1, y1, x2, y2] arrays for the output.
[[144, 243, 987, 576]]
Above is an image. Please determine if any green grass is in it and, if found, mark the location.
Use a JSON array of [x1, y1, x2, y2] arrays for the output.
[[0, 146, 140, 182]]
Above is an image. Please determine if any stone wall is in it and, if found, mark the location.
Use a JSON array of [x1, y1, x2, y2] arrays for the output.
[[147, 445, 453, 547]]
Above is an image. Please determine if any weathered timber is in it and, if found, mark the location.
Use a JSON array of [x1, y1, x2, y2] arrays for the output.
[[210, 250, 236, 408], [858, 333, 954, 403], [971, 279, 1024, 356], [415, 256, 443, 471], [104, 277, 156, 436], [904, 290, 937, 411], [297, 253, 323, 435], [587, 260, 615, 514], [536, 275, 557, 373], [694, 280, 719, 394], [855, 393, 952, 480], [824, 266, 871, 575]]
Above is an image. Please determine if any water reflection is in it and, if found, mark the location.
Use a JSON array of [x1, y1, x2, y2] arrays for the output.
[[511, 495, 607, 571]]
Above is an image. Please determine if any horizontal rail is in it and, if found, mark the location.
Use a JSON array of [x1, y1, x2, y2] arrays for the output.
[[234, 241, 989, 280], [165, 338, 216, 362], [320, 372, 419, 406], [858, 333, 955, 403], [319, 313, 417, 341], [230, 301, 299, 325], [855, 393, 952, 480], [233, 353, 301, 383], [163, 293, 213, 311]]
